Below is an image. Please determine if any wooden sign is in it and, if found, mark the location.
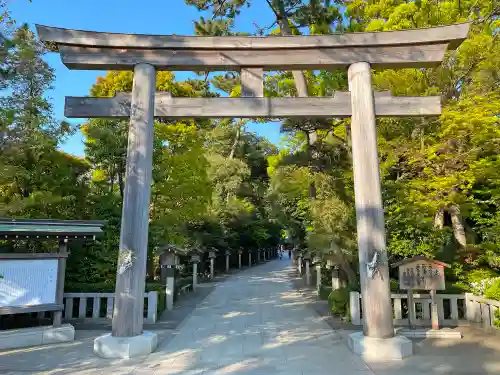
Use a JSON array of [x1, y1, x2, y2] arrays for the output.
[[160, 252, 177, 267], [393, 256, 449, 291]]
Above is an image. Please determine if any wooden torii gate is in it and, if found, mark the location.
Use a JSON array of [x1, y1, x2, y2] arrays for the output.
[[37, 23, 469, 359]]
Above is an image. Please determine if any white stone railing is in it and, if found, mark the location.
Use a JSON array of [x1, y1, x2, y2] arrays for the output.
[[350, 292, 467, 326], [63, 291, 158, 324], [464, 293, 500, 331]]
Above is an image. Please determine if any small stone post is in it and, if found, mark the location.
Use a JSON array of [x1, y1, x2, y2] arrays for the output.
[[209, 250, 216, 279], [316, 264, 322, 293], [191, 254, 200, 290], [314, 256, 322, 295], [248, 251, 252, 266], [348, 61, 394, 339], [304, 253, 311, 286], [225, 250, 230, 273], [297, 253, 303, 274], [238, 249, 242, 269]]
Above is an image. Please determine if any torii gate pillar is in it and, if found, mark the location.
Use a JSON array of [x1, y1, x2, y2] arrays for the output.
[[94, 63, 159, 358], [347, 62, 411, 359]]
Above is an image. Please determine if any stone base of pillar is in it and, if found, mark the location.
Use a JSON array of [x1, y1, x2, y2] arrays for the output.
[[94, 331, 158, 359], [347, 332, 412, 360]]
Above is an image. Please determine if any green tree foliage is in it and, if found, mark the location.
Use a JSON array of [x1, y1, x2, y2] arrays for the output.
[[185, 0, 500, 288], [0, 25, 87, 220], [3, 0, 499, 292]]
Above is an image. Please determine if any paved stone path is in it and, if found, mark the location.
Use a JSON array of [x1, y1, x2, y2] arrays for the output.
[[138, 259, 370, 374]]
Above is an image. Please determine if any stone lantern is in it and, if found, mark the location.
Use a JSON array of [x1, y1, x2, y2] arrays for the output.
[[208, 248, 217, 279], [190, 251, 201, 290], [159, 245, 181, 311], [325, 254, 340, 291]]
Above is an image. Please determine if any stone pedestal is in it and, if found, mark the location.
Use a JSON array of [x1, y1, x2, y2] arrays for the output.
[[396, 328, 462, 339], [238, 251, 242, 268], [298, 256, 302, 274], [0, 324, 75, 351], [94, 331, 158, 359], [248, 252, 252, 266], [225, 251, 230, 273], [348, 332, 412, 360]]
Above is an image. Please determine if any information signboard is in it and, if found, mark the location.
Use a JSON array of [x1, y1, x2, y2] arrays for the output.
[[0, 259, 58, 308]]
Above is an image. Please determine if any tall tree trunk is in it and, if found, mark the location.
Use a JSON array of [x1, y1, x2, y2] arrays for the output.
[[118, 166, 124, 199], [434, 208, 444, 229], [338, 256, 357, 287], [109, 164, 115, 194], [449, 205, 467, 248], [275, 5, 318, 199], [228, 121, 243, 159], [330, 241, 357, 287]]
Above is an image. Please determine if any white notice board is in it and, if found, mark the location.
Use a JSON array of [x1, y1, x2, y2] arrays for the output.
[[0, 259, 58, 308]]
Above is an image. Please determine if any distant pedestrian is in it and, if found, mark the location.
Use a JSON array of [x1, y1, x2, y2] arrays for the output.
[[288, 250, 291, 259], [279, 251, 283, 259]]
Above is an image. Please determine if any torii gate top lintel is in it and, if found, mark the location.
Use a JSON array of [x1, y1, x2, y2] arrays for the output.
[[36, 23, 470, 71]]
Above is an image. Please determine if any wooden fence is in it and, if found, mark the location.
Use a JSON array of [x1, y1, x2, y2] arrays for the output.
[[350, 292, 467, 326], [62, 291, 158, 324]]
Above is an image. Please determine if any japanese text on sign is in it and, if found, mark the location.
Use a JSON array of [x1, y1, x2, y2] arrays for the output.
[[398, 260, 446, 290]]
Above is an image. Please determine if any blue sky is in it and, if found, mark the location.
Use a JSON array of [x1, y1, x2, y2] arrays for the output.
[[9, 0, 283, 156]]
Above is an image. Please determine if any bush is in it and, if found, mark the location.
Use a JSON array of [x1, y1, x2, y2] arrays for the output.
[[390, 279, 400, 292], [485, 278, 500, 301], [466, 268, 500, 284], [319, 285, 332, 300], [327, 286, 352, 319], [465, 269, 500, 296], [494, 309, 500, 329]]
